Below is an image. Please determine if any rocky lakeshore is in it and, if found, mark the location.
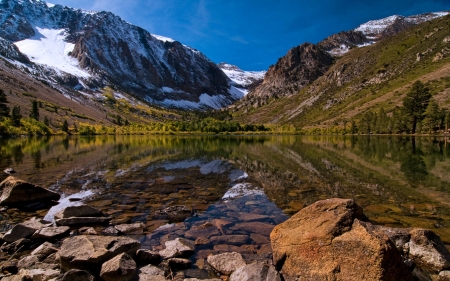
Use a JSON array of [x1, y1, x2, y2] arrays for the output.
[[2, 176, 450, 280]]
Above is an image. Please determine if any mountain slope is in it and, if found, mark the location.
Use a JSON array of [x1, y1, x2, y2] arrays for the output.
[[0, 0, 235, 110], [233, 14, 450, 128], [232, 11, 449, 113]]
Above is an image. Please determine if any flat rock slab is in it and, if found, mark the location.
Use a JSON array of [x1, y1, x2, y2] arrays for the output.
[[54, 205, 103, 219], [55, 216, 111, 226], [115, 222, 145, 234], [59, 235, 140, 274], [2, 217, 47, 243], [31, 226, 70, 240]]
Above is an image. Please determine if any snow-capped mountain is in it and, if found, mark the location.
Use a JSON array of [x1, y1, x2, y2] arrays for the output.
[[355, 12, 449, 39], [0, 0, 235, 109], [218, 63, 265, 96]]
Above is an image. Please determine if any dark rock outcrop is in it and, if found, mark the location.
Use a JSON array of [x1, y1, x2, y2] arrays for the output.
[[54, 205, 103, 219], [0, 176, 60, 206]]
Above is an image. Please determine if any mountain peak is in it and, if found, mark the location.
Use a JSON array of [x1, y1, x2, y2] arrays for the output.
[[0, 0, 238, 110]]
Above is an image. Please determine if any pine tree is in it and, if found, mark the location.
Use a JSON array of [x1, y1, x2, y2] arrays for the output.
[[44, 116, 50, 126], [350, 120, 358, 134], [0, 89, 9, 118], [445, 111, 450, 132], [30, 100, 39, 121], [11, 106, 22, 127], [358, 111, 373, 134], [422, 99, 441, 133], [375, 108, 388, 134], [402, 81, 432, 134], [62, 120, 69, 133], [116, 115, 122, 126]]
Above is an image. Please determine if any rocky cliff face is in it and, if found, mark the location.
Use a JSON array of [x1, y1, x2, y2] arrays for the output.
[[0, 37, 29, 63], [233, 43, 333, 109], [0, 0, 233, 109]]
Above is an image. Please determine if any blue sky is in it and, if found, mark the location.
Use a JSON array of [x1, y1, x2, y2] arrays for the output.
[[49, 0, 449, 71]]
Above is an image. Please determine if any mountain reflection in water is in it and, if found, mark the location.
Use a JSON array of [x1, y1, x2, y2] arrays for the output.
[[1, 135, 450, 249]]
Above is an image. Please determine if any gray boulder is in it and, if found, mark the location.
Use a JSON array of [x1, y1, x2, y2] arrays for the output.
[[100, 252, 136, 281], [408, 229, 450, 272], [115, 222, 145, 234], [229, 262, 281, 281], [206, 252, 246, 275], [135, 264, 167, 281], [159, 238, 195, 259]]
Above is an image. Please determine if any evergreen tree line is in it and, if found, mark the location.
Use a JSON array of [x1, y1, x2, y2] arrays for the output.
[[353, 81, 450, 134], [0, 89, 42, 127]]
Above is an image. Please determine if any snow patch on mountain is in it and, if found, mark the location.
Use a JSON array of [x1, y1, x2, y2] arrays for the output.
[[152, 34, 175, 43], [355, 12, 449, 37], [14, 27, 90, 78], [355, 15, 401, 36], [229, 85, 246, 99], [161, 93, 230, 109], [219, 63, 265, 87]]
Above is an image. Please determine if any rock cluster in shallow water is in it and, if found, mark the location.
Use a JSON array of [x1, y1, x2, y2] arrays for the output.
[[1, 177, 450, 281]]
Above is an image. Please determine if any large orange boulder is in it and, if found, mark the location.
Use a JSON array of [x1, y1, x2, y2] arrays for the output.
[[270, 198, 413, 281]]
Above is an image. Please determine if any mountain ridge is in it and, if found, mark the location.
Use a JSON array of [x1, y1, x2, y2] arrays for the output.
[[231, 11, 450, 121]]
